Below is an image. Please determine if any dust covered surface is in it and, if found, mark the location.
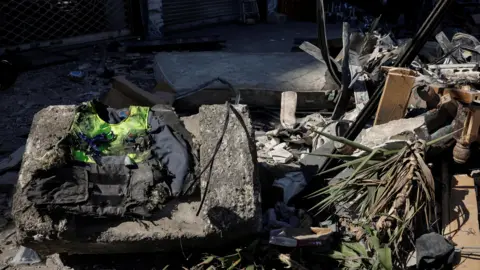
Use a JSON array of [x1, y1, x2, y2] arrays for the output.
[[198, 104, 262, 236]]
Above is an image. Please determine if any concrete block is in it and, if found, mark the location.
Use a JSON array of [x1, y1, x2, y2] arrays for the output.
[[357, 116, 427, 149], [153, 52, 336, 110], [198, 104, 262, 234], [13, 104, 262, 255]]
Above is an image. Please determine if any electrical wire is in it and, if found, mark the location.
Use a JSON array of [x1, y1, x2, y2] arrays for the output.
[[317, 0, 341, 87], [194, 101, 230, 216], [189, 101, 256, 217]]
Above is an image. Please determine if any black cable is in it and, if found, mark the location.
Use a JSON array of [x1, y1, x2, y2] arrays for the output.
[[183, 101, 230, 196], [191, 102, 257, 217], [175, 77, 241, 105], [178, 101, 230, 216], [332, 22, 352, 120], [317, 0, 341, 87], [196, 154, 216, 216]]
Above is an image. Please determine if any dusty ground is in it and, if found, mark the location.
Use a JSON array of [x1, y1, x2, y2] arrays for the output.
[[0, 50, 156, 160]]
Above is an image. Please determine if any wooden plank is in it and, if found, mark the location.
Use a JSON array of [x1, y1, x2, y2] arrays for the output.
[[444, 175, 480, 270], [280, 91, 297, 129], [431, 85, 480, 105], [103, 76, 170, 109], [152, 81, 176, 105], [102, 88, 142, 109], [380, 66, 395, 72], [374, 68, 418, 126]]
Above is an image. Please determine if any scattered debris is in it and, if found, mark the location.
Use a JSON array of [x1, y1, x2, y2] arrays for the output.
[[10, 246, 41, 266], [269, 227, 333, 248], [269, 143, 294, 164], [264, 202, 311, 230], [67, 70, 85, 82], [4, 0, 480, 268], [272, 172, 306, 204]]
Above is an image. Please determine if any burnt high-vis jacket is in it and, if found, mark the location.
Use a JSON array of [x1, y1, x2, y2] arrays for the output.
[[26, 100, 197, 218]]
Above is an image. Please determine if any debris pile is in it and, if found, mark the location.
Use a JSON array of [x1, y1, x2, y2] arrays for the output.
[[3, 0, 480, 269], [250, 1, 480, 269]]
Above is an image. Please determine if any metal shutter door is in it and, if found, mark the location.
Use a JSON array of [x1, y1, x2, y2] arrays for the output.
[[163, 0, 239, 32]]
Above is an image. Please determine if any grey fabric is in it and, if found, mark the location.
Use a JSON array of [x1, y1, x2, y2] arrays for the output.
[[27, 163, 161, 218], [27, 166, 89, 205], [416, 232, 455, 270], [129, 164, 154, 203], [148, 111, 190, 196], [151, 105, 199, 196]]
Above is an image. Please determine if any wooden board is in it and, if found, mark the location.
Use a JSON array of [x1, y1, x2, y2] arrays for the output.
[[431, 85, 480, 105], [374, 68, 418, 126], [280, 91, 297, 129], [102, 76, 173, 109], [443, 175, 480, 270]]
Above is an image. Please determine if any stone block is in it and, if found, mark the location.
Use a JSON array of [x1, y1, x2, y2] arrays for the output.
[[357, 116, 427, 149], [198, 104, 262, 235], [153, 52, 336, 111], [12, 104, 261, 255]]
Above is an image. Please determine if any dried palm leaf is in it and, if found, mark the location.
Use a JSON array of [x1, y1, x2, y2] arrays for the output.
[[308, 133, 439, 257]]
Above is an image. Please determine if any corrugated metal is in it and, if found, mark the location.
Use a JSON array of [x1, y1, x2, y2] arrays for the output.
[[163, 0, 238, 32]]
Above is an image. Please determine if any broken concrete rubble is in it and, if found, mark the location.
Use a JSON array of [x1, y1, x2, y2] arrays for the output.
[[357, 116, 427, 149], [13, 104, 261, 255], [5, 1, 480, 267], [269, 143, 294, 164]]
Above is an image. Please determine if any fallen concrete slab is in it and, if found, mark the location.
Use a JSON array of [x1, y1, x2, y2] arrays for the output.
[[153, 52, 337, 110], [12, 105, 261, 255]]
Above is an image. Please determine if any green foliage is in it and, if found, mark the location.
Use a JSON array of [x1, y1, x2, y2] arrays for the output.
[[328, 228, 393, 270]]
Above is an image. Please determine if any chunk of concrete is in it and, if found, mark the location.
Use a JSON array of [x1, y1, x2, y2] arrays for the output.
[[180, 113, 201, 143], [357, 116, 427, 149], [198, 104, 262, 234], [13, 105, 261, 255], [154, 52, 336, 110]]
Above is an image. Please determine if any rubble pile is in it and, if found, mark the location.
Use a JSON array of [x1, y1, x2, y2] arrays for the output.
[[3, 0, 480, 269]]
